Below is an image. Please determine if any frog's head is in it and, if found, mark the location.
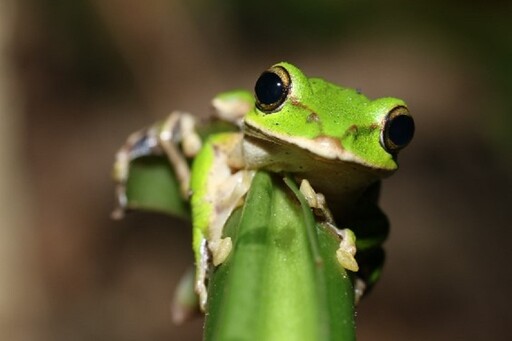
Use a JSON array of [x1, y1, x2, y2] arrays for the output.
[[243, 62, 415, 175]]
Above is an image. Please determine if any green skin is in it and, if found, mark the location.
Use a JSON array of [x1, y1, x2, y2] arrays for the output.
[[113, 61, 413, 312]]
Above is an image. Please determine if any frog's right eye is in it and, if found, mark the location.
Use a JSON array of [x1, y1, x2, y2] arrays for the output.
[[381, 106, 415, 153], [255, 66, 291, 112]]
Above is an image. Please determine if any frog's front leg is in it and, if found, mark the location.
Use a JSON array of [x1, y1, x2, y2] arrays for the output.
[[191, 132, 255, 310], [112, 111, 201, 218], [299, 179, 359, 273]]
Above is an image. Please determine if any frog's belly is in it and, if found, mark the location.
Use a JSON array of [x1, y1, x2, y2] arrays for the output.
[[242, 136, 390, 210]]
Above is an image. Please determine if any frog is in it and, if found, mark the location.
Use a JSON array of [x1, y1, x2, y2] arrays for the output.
[[112, 62, 415, 314]]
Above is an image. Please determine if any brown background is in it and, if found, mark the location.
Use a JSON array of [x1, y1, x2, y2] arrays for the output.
[[1, 1, 511, 340]]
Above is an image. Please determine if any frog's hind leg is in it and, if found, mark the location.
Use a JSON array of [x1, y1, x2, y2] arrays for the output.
[[112, 111, 201, 218]]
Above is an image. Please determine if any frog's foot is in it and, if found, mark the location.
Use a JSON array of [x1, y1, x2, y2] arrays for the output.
[[299, 179, 334, 223], [212, 91, 253, 127], [195, 238, 210, 311], [336, 228, 359, 272], [299, 179, 359, 271], [111, 111, 201, 218], [208, 237, 233, 266], [111, 124, 163, 219]]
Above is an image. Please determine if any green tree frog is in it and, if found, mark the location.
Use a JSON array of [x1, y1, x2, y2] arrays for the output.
[[112, 62, 415, 312]]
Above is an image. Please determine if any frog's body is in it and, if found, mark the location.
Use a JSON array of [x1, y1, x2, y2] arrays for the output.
[[113, 62, 414, 313]]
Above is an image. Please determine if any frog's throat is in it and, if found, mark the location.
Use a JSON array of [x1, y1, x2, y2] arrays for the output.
[[243, 121, 394, 173]]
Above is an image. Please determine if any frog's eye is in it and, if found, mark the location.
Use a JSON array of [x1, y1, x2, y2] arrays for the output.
[[381, 106, 415, 153], [254, 66, 291, 112]]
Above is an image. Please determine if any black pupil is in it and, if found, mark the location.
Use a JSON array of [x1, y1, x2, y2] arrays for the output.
[[255, 72, 284, 105], [388, 115, 415, 147]]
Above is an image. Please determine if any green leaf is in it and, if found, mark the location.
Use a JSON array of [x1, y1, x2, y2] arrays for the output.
[[120, 153, 356, 339], [205, 172, 355, 341], [124, 156, 189, 219]]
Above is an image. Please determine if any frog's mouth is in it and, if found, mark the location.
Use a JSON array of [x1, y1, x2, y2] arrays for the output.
[[243, 121, 397, 174], [243, 121, 349, 159]]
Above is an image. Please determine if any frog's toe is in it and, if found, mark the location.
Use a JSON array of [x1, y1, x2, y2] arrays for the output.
[[299, 179, 334, 222], [336, 228, 359, 272], [299, 179, 318, 207], [210, 237, 232, 266], [336, 248, 359, 272]]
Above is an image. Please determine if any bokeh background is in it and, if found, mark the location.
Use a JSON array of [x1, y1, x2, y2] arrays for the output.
[[1, 0, 511, 340]]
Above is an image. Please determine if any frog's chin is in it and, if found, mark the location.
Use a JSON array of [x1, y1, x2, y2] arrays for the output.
[[242, 134, 394, 208], [243, 122, 397, 175], [242, 133, 396, 182]]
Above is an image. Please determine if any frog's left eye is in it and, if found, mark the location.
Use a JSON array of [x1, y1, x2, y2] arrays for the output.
[[254, 66, 291, 112], [381, 106, 415, 153]]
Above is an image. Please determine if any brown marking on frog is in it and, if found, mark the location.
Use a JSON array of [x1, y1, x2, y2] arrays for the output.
[[307, 113, 320, 123], [313, 135, 345, 152]]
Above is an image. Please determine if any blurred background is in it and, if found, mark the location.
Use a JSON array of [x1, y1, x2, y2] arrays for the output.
[[1, 0, 511, 340]]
